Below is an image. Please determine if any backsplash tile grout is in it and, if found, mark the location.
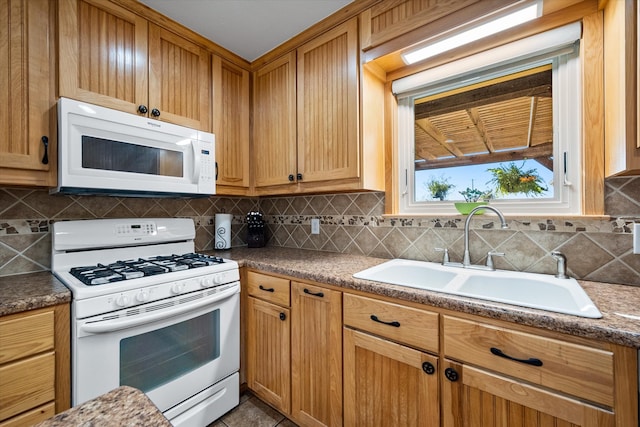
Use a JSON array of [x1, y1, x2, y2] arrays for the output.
[[1, 176, 640, 285]]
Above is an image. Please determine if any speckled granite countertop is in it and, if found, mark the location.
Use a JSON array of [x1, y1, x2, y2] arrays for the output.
[[33, 386, 171, 427], [0, 271, 71, 316], [213, 247, 640, 348]]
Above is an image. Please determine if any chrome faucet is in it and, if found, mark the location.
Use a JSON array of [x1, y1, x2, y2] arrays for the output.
[[550, 251, 569, 279], [462, 206, 509, 268]]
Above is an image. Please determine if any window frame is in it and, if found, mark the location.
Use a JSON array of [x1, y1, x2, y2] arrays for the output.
[[394, 24, 583, 216]]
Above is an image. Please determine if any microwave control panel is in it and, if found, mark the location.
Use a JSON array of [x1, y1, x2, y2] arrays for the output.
[[197, 137, 215, 193]]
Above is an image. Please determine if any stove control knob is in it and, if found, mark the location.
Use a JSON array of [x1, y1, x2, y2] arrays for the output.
[[213, 274, 225, 285], [171, 283, 185, 294], [202, 277, 213, 288], [115, 294, 130, 307], [136, 290, 150, 302]]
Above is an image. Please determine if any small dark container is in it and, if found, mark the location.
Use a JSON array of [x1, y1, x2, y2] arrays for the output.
[[246, 211, 266, 248]]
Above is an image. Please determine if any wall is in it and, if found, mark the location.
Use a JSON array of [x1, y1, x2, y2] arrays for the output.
[[260, 177, 640, 287], [0, 188, 257, 276], [1, 177, 640, 286]]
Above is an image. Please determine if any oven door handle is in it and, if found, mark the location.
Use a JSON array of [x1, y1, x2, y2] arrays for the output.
[[81, 285, 238, 334]]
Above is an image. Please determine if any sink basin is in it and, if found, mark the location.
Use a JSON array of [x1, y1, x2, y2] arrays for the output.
[[353, 259, 602, 318], [353, 259, 458, 290]]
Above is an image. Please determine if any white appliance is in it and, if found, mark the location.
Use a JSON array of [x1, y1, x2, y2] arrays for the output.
[[52, 218, 239, 427], [53, 97, 215, 198]]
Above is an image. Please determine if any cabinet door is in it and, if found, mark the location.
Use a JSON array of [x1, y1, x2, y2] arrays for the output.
[[148, 23, 210, 131], [246, 296, 290, 414], [253, 52, 297, 187], [343, 327, 439, 427], [441, 359, 615, 427], [212, 55, 249, 191], [291, 283, 342, 427], [0, 0, 55, 186], [58, 0, 148, 114], [297, 18, 359, 183]]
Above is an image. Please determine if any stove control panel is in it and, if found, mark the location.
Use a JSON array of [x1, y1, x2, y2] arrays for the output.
[[73, 268, 240, 318], [116, 222, 156, 236]]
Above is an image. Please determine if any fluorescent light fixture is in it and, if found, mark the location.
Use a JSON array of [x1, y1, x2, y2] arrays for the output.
[[402, 3, 540, 65]]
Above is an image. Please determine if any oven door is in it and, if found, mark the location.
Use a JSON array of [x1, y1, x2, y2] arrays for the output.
[[72, 284, 239, 412]]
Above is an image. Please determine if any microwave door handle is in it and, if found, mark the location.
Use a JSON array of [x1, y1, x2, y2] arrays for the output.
[[192, 141, 201, 182], [81, 285, 238, 334]]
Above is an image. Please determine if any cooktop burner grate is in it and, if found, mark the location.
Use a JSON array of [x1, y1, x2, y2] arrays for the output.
[[69, 253, 225, 286]]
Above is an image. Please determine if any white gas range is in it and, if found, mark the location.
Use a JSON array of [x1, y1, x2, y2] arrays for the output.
[[52, 218, 240, 427]]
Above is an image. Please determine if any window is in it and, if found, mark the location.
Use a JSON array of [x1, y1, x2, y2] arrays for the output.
[[394, 23, 582, 215]]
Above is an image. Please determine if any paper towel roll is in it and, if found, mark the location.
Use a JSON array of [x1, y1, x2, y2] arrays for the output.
[[215, 213, 232, 249]]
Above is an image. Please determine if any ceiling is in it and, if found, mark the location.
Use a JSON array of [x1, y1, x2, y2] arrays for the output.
[[138, 0, 354, 62]]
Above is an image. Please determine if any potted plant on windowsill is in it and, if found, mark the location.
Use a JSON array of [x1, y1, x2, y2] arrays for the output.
[[426, 176, 455, 201], [455, 188, 492, 215]]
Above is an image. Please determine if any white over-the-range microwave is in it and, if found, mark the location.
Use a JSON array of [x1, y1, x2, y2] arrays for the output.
[[52, 97, 215, 198]]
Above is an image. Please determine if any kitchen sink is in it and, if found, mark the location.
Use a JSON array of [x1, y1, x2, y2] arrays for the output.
[[353, 259, 602, 318], [353, 259, 459, 290]]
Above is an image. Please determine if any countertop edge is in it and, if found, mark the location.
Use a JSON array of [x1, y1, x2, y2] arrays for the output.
[[217, 247, 640, 348]]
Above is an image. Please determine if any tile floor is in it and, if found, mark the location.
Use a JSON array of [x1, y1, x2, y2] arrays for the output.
[[208, 393, 298, 427]]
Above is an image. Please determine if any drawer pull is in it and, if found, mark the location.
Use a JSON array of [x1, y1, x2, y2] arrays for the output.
[[490, 347, 543, 367], [259, 285, 275, 292], [303, 288, 324, 298], [370, 314, 400, 327]]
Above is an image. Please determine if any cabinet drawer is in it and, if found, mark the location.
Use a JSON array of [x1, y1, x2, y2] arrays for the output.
[[443, 316, 614, 407], [0, 352, 55, 421], [247, 271, 290, 306], [0, 402, 55, 427], [0, 310, 54, 364], [343, 294, 438, 352]]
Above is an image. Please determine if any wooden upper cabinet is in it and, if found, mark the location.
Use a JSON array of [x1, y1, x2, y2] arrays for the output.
[[148, 24, 210, 131], [360, 0, 479, 51], [603, 0, 640, 176], [0, 0, 56, 187], [253, 52, 297, 188], [297, 17, 359, 184], [59, 0, 210, 131], [58, 0, 148, 114], [212, 55, 249, 192]]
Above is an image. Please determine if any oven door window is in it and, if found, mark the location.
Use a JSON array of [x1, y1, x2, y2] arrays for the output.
[[119, 310, 220, 392], [82, 136, 184, 177]]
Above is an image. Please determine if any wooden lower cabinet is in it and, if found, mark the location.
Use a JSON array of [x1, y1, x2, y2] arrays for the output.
[[0, 304, 70, 427], [246, 296, 291, 414], [441, 359, 614, 427], [246, 272, 638, 427], [343, 327, 439, 426], [291, 282, 342, 427]]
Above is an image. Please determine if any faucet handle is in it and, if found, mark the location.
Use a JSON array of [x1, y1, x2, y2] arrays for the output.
[[550, 251, 569, 279], [435, 247, 450, 264], [486, 251, 505, 270]]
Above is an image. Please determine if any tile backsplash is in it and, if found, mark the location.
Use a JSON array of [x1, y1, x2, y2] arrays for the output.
[[2, 176, 640, 286], [0, 189, 257, 276]]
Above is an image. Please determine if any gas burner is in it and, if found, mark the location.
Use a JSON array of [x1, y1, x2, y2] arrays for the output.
[[69, 253, 226, 286]]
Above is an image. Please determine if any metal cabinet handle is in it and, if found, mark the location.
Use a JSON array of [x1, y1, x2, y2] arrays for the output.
[[151, 108, 161, 117], [296, 173, 303, 181], [41, 136, 49, 164], [138, 105, 148, 114], [279, 312, 286, 321], [303, 288, 324, 298], [444, 367, 459, 382], [288, 174, 295, 182], [370, 314, 400, 327], [259, 285, 275, 292], [422, 362, 435, 375], [490, 347, 543, 366]]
